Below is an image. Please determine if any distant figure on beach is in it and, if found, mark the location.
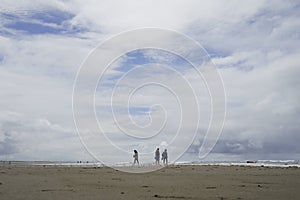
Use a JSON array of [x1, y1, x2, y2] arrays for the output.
[[133, 150, 139, 165], [155, 148, 160, 165], [162, 149, 168, 165]]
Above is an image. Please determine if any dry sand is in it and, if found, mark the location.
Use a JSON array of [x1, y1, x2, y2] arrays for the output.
[[0, 163, 300, 200]]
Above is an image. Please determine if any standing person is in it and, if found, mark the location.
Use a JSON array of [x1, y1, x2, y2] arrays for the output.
[[133, 150, 139, 166], [162, 149, 168, 165], [155, 148, 160, 165]]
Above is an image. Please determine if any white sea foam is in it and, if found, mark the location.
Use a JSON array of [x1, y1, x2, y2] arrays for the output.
[[29, 159, 300, 168], [175, 160, 300, 168]]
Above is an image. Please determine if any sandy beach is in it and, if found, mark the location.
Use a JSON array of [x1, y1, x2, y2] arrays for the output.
[[0, 163, 299, 200]]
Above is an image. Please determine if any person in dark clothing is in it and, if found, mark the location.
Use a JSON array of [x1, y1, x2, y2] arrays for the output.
[[155, 148, 160, 165], [133, 150, 139, 165], [162, 149, 168, 165]]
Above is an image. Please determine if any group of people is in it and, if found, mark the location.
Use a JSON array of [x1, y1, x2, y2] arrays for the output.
[[133, 148, 168, 166], [155, 148, 168, 165]]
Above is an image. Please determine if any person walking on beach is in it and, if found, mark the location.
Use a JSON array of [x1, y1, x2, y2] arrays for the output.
[[155, 148, 160, 165], [162, 149, 168, 165], [133, 150, 139, 165]]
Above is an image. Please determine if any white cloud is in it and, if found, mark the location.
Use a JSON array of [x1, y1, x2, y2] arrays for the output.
[[0, 110, 89, 161], [0, 0, 299, 162]]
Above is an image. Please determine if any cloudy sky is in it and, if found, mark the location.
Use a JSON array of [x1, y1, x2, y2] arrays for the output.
[[0, 0, 299, 163]]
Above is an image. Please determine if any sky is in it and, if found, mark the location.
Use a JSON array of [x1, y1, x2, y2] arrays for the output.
[[0, 0, 300, 163]]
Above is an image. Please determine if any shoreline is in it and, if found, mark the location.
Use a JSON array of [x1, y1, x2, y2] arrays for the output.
[[1, 160, 299, 169]]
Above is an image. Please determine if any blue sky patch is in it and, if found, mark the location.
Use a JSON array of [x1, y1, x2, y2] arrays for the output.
[[31, 10, 74, 25], [128, 106, 150, 116], [1, 13, 20, 21], [113, 50, 153, 72], [205, 47, 230, 58], [113, 49, 192, 73], [5, 21, 64, 35], [2, 9, 85, 35]]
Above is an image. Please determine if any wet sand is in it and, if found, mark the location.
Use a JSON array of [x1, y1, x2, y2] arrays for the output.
[[0, 164, 300, 200]]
